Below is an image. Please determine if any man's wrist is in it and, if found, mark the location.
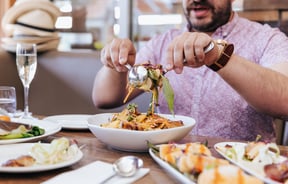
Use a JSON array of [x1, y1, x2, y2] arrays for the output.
[[207, 40, 234, 72]]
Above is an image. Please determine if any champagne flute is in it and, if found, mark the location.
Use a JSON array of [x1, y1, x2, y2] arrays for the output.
[[16, 43, 37, 119]]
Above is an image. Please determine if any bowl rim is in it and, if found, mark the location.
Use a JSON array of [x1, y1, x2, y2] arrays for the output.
[[87, 113, 196, 152]]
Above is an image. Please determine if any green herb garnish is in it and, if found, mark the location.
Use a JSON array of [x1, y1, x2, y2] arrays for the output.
[[162, 75, 174, 115]]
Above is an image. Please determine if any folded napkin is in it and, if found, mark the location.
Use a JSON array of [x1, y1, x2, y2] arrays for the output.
[[42, 161, 150, 184]]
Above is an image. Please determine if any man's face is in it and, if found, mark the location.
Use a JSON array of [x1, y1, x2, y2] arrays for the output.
[[183, 0, 233, 32]]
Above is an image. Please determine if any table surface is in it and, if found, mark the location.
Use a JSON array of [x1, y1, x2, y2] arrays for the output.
[[1, 129, 288, 184]]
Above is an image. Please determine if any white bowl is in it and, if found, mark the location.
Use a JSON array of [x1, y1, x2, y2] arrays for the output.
[[87, 113, 196, 152]]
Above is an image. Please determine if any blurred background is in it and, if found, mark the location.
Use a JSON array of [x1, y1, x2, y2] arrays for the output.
[[1, 0, 287, 52]]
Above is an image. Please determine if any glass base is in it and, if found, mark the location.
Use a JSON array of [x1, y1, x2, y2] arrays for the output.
[[12, 110, 38, 120]]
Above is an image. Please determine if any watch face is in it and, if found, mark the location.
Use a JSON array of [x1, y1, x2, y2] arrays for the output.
[[216, 40, 228, 46]]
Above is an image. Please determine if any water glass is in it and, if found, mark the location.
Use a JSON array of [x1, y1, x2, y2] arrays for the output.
[[0, 86, 17, 116]]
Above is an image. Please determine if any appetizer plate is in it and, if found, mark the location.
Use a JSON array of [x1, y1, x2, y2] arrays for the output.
[[0, 143, 83, 173], [214, 142, 287, 184], [43, 114, 92, 130], [149, 147, 195, 184], [87, 113, 196, 152], [0, 118, 61, 144]]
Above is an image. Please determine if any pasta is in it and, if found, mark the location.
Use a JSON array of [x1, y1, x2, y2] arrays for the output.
[[100, 104, 183, 131], [124, 63, 174, 115]]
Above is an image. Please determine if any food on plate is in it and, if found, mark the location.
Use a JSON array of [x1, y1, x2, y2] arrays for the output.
[[264, 160, 288, 183], [215, 141, 288, 183], [159, 142, 212, 165], [0, 115, 11, 122], [158, 143, 228, 176], [101, 103, 183, 131], [2, 155, 36, 167], [198, 165, 263, 184], [124, 63, 174, 114], [0, 125, 45, 139], [1, 137, 80, 167], [150, 142, 262, 183], [30, 137, 80, 165], [217, 141, 281, 165], [176, 153, 230, 174], [244, 141, 280, 163]]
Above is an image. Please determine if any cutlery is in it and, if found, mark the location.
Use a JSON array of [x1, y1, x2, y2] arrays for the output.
[[100, 156, 143, 183], [127, 41, 215, 87]]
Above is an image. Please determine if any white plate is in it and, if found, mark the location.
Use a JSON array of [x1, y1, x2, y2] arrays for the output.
[[43, 114, 92, 130], [214, 142, 287, 184], [0, 118, 61, 144], [149, 147, 195, 184], [87, 113, 196, 152], [0, 143, 83, 173]]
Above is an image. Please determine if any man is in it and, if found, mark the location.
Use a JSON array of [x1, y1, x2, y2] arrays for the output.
[[92, 0, 288, 141]]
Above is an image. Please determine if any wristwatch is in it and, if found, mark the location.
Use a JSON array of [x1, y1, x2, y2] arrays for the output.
[[208, 40, 234, 72]]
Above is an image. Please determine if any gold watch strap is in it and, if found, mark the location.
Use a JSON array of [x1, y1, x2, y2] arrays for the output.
[[208, 41, 234, 72]]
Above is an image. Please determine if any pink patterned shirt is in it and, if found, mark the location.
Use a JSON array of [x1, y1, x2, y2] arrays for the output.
[[135, 13, 288, 141]]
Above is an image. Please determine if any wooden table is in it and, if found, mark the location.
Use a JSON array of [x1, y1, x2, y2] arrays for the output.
[[1, 129, 288, 184]]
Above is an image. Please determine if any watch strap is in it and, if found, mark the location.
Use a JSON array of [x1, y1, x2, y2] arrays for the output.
[[208, 41, 234, 72]]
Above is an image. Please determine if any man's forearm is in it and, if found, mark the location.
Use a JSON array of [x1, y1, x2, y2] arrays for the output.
[[92, 66, 128, 108], [219, 55, 288, 117]]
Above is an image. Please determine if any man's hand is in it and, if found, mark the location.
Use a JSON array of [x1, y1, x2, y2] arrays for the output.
[[100, 38, 136, 72], [164, 32, 220, 73]]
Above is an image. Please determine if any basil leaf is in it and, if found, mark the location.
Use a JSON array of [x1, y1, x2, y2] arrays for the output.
[[162, 76, 174, 115], [148, 69, 161, 82]]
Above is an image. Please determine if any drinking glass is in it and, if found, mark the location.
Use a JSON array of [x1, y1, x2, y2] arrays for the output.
[[0, 86, 17, 117], [16, 43, 37, 119]]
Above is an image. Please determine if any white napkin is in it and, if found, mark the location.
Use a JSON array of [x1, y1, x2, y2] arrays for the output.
[[41, 161, 150, 184]]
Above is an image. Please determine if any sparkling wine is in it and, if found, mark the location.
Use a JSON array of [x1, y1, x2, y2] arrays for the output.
[[16, 54, 37, 87], [16, 43, 37, 119]]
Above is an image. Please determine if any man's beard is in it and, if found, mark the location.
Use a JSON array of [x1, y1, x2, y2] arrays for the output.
[[185, 2, 232, 32]]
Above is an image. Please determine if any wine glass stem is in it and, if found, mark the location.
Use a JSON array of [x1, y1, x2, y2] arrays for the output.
[[24, 85, 30, 117]]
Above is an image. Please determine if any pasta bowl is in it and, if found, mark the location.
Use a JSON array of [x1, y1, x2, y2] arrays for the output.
[[87, 113, 196, 152]]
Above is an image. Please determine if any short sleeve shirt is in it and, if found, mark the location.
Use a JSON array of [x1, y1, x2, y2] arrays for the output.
[[135, 13, 288, 141]]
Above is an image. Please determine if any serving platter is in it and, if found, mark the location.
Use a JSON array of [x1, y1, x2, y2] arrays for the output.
[[0, 118, 61, 144], [0, 143, 83, 173], [149, 147, 195, 183], [214, 142, 287, 184]]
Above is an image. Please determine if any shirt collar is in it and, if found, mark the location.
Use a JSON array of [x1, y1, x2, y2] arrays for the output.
[[212, 12, 239, 39]]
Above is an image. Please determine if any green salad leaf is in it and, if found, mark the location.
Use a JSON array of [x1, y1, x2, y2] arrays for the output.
[[162, 75, 174, 115], [0, 125, 45, 140]]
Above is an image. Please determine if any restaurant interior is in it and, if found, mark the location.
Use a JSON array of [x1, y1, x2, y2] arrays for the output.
[[1, 0, 287, 140], [0, 0, 288, 183]]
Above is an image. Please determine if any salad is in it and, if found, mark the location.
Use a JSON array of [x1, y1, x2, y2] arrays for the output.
[[0, 125, 45, 139], [30, 137, 80, 165], [215, 140, 288, 183], [217, 141, 281, 165], [2, 137, 80, 167]]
